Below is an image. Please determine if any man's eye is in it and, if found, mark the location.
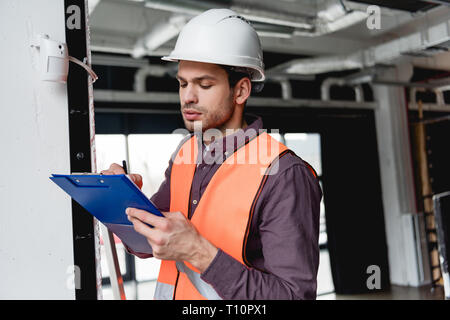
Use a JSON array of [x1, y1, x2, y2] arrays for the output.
[[200, 84, 212, 89], [179, 83, 187, 88]]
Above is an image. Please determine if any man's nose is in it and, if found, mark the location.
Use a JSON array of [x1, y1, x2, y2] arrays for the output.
[[181, 85, 198, 105]]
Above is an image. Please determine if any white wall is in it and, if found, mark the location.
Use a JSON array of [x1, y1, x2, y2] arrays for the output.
[[0, 0, 75, 299]]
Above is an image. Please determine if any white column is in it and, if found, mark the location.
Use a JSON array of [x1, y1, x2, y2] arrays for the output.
[[0, 0, 75, 299], [372, 63, 429, 286]]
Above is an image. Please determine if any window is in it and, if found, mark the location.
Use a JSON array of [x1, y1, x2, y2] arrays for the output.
[[96, 133, 186, 299], [127, 134, 186, 198], [271, 132, 334, 296]]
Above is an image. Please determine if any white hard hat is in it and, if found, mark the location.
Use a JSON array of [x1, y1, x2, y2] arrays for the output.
[[162, 8, 265, 82]]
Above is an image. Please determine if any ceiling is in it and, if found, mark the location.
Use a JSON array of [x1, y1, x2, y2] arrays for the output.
[[88, 0, 450, 75], [350, 0, 439, 12]]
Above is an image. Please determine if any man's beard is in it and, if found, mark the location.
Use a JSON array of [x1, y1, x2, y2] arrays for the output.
[[181, 102, 234, 133]]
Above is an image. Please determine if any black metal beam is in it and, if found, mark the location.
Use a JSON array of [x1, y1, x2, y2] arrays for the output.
[[64, 0, 98, 300]]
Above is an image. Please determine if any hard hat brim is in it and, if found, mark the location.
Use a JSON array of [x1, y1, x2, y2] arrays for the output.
[[161, 54, 265, 82]]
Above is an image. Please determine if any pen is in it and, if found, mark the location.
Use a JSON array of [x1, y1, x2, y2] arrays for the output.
[[122, 160, 128, 174]]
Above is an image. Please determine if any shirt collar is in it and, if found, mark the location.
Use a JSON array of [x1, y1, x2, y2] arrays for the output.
[[197, 113, 264, 162]]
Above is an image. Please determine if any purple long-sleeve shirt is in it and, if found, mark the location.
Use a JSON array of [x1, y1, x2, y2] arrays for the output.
[[132, 113, 322, 300]]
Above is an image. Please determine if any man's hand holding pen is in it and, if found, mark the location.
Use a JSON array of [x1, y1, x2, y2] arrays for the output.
[[102, 162, 218, 271], [100, 162, 143, 190]]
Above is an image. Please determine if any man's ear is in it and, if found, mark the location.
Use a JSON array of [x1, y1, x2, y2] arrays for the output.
[[234, 77, 251, 105]]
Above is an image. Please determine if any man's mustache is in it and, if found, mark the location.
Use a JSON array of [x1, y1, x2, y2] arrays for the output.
[[181, 104, 206, 113]]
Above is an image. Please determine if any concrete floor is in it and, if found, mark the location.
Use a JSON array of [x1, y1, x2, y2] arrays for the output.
[[101, 247, 447, 300], [318, 284, 446, 300], [103, 282, 446, 300]]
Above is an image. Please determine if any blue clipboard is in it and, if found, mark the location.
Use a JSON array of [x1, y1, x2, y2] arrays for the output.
[[50, 173, 162, 254]]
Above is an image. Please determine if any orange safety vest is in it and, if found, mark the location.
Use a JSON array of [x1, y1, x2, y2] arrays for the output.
[[154, 131, 289, 300]]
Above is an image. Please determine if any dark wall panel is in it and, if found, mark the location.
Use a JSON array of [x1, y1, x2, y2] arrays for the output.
[[261, 107, 390, 294], [320, 113, 390, 294]]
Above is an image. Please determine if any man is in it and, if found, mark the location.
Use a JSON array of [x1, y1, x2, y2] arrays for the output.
[[102, 8, 322, 300]]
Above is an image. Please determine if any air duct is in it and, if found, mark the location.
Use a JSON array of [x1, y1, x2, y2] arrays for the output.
[[143, 0, 368, 37], [132, 14, 188, 58], [268, 7, 450, 75]]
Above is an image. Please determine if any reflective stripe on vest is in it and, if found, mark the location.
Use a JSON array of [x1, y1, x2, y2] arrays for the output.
[[154, 132, 288, 300], [176, 261, 222, 300], [154, 281, 174, 300]]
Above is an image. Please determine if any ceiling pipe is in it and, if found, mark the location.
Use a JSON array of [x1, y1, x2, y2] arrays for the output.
[[134, 65, 170, 93], [94, 89, 378, 109], [144, 0, 314, 30], [132, 14, 188, 58], [92, 54, 149, 68], [321, 77, 364, 102], [144, 0, 213, 16], [268, 7, 450, 75], [229, 6, 313, 30], [266, 77, 293, 100], [131, 0, 371, 58], [410, 87, 447, 106], [143, 0, 369, 36], [294, 2, 368, 37], [270, 53, 365, 75], [133, 65, 296, 99], [354, 85, 364, 102], [411, 51, 450, 72], [279, 79, 292, 100]]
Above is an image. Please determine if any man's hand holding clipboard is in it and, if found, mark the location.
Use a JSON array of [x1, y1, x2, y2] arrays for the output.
[[100, 162, 143, 190]]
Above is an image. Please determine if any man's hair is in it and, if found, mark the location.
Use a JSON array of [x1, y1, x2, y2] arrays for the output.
[[219, 65, 252, 89], [219, 65, 264, 94]]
